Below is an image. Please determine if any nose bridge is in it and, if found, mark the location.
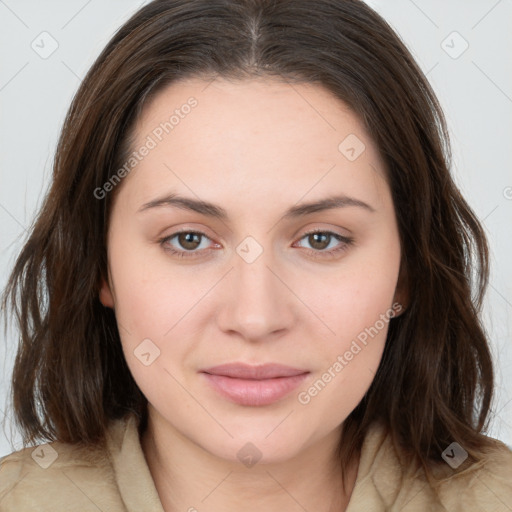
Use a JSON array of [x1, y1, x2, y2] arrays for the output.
[[237, 237, 275, 301], [217, 234, 292, 339]]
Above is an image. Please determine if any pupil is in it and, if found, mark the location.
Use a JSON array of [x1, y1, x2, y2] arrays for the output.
[[180, 232, 200, 250], [311, 233, 329, 249]]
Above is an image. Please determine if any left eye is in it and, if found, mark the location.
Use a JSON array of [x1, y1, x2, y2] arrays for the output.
[[159, 229, 353, 259], [295, 231, 346, 251], [163, 231, 211, 253]]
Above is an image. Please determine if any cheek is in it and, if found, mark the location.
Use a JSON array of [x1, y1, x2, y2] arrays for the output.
[[105, 233, 206, 395], [107, 229, 212, 340], [319, 277, 394, 385], [296, 292, 393, 426], [309, 247, 400, 343], [297, 240, 400, 410], [296, 340, 385, 436]]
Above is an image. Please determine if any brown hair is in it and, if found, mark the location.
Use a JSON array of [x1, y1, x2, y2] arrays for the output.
[[1, 0, 498, 488]]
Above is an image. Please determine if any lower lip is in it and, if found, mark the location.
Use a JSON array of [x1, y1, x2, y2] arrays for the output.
[[201, 372, 310, 406]]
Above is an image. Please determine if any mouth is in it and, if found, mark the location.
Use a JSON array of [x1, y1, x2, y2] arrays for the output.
[[200, 363, 310, 406]]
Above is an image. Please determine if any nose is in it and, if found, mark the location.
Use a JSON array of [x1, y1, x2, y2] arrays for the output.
[[215, 239, 296, 342]]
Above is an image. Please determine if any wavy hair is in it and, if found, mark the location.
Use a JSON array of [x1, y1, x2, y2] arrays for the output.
[[1, 0, 497, 489]]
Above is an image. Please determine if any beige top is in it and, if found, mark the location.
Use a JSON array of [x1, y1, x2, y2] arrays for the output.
[[1, 413, 511, 511]]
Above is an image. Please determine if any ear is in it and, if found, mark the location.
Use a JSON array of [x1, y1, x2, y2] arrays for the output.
[[392, 262, 409, 317], [99, 276, 115, 309]]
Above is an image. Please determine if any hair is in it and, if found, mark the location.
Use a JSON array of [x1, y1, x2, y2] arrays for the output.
[[1, 0, 499, 492]]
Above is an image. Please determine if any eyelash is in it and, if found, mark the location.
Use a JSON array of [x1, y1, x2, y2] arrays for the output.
[[158, 228, 354, 260]]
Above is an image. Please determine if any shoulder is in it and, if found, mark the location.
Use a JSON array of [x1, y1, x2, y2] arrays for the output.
[[351, 422, 512, 511], [432, 439, 512, 510], [0, 430, 126, 510]]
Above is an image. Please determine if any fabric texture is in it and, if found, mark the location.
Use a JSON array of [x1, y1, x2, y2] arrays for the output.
[[1, 413, 511, 511]]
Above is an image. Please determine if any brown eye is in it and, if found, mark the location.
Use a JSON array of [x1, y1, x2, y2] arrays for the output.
[[308, 232, 331, 250], [160, 230, 215, 259], [294, 230, 355, 260], [177, 232, 202, 251]]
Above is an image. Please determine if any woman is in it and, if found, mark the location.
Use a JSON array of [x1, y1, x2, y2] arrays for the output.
[[1, 0, 511, 510]]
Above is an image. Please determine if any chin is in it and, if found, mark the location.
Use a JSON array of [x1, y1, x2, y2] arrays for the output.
[[199, 427, 310, 467]]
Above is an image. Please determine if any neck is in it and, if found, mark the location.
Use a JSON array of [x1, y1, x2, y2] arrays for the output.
[[141, 410, 359, 512]]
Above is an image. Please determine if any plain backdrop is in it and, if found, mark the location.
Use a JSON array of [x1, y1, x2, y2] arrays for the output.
[[0, 0, 511, 458]]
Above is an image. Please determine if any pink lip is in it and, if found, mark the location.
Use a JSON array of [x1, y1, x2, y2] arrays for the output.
[[200, 363, 310, 406]]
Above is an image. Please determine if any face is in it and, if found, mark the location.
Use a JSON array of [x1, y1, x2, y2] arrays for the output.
[[100, 77, 405, 464]]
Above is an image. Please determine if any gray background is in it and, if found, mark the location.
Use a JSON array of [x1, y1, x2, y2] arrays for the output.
[[1, 0, 511, 457]]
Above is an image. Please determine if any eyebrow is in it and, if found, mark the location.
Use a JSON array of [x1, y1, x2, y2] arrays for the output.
[[138, 192, 376, 219]]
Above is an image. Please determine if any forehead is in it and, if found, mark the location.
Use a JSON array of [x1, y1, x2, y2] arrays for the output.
[[119, 76, 390, 216], [136, 76, 370, 152]]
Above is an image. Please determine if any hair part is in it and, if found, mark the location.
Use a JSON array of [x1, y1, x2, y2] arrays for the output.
[[1, 0, 497, 491]]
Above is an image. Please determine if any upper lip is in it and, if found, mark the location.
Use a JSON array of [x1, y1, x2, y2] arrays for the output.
[[201, 363, 309, 380]]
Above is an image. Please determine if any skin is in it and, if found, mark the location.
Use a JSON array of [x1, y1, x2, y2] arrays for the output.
[[100, 77, 407, 512]]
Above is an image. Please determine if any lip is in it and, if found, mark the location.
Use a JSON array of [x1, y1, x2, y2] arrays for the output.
[[200, 363, 310, 406]]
